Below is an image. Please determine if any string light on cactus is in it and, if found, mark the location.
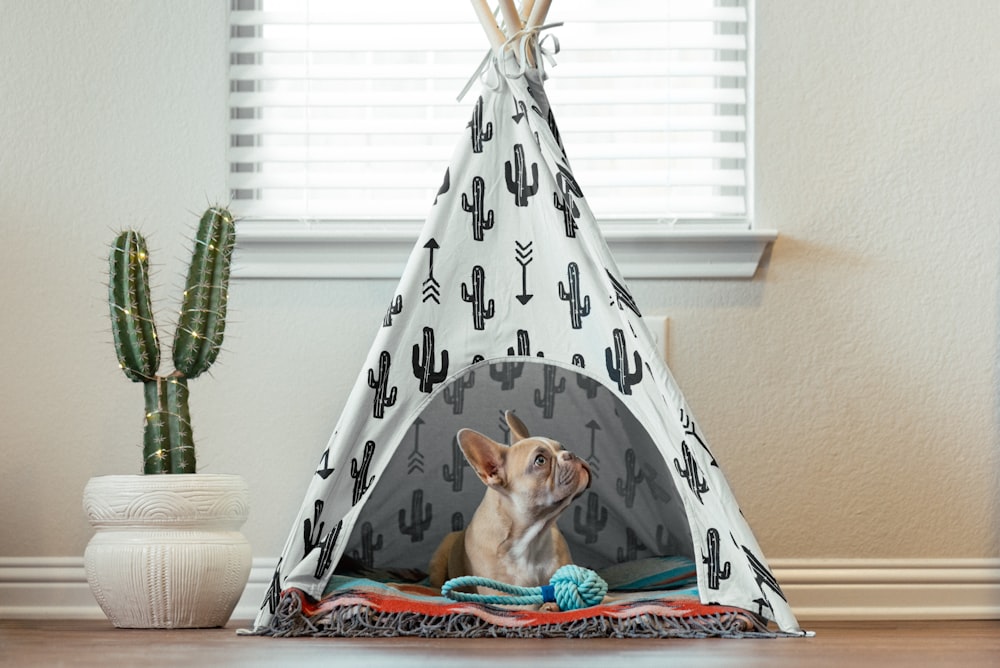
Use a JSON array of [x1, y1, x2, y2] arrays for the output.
[[108, 207, 235, 475]]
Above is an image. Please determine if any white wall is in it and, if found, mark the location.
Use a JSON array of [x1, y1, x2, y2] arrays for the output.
[[1, 0, 997, 589]]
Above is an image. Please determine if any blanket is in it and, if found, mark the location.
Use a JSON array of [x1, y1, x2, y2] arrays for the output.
[[252, 557, 779, 639]]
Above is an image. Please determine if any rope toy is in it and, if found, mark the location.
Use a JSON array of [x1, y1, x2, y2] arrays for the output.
[[441, 564, 608, 611]]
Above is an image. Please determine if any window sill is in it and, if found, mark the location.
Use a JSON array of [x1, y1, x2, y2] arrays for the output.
[[232, 220, 776, 280]]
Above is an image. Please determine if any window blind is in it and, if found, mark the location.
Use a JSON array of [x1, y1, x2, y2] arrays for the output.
[[228, 0, 750, 226]]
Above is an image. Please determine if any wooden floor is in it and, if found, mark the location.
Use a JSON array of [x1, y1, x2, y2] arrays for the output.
[[1, 619, 997, 667]]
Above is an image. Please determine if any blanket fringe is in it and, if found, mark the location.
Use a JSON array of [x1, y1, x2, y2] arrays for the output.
[[245, 590, 797, 639]]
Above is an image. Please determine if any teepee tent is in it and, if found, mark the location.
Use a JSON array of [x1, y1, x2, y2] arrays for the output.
[[253, 0, 801, 636]]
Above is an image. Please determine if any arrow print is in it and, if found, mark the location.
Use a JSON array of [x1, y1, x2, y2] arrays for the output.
[[515, 240, 534, 305], [407, 417, 425, 474], [316, 449, 335, 480], [422, 238, 441, 304], [512, 97, 528, 124], [585, 419, 601, 477]]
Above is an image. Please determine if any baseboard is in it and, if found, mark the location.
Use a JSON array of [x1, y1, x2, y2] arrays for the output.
[[770, 558, 1000, 620], [1, 557, 998, 622], [0, 557, 275, 624]]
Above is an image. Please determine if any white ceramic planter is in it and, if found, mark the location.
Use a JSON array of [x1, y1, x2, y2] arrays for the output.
[[83, 474, 252, 629]]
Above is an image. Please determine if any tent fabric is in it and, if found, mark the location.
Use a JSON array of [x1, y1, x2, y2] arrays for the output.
[[253, 48, 801, 635]]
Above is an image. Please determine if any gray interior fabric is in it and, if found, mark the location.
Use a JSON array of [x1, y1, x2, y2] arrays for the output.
[[345, 360, 694, 573]]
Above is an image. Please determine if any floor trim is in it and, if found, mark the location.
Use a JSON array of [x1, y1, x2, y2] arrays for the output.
[[1, 557, 998, 621], [770, 558, 1000, 620]]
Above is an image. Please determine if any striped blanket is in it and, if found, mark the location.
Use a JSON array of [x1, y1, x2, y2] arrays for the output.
[[253, 557, 778, 638]]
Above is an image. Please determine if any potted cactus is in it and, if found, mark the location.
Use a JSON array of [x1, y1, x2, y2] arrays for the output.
[[83, 207, 252, 628]]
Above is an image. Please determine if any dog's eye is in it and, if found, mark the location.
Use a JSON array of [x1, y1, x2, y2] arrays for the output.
[[534, 454, 547, 467]]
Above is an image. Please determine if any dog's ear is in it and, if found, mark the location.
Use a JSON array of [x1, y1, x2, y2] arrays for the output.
[[457, 429, 507, 489], [505, 410, 531, 443]]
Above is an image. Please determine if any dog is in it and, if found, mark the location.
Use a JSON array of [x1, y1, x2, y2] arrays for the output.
[[428, 411, 591, 608]]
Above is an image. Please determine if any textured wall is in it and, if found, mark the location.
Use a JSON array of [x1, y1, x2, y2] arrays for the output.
[[1, 1, 997, 564]]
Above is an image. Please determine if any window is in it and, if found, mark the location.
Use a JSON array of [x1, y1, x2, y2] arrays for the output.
[[228, 0, 774, 278]]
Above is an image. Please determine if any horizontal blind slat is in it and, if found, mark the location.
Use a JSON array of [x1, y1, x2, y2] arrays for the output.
[[230, 114, 745, 135], [228, 34, 746, 54], [229, 61, 746, 81], [229, 88, 745, 108], [229, 141, 746, 162], [231, 6, 745, 24]]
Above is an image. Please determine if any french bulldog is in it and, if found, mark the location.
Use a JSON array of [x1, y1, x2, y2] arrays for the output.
[[428, 411, 591, 608]]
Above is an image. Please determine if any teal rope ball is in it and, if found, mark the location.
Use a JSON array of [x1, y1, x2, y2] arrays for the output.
[[547, 564, 607, 610], [441, 564, 608, 611]]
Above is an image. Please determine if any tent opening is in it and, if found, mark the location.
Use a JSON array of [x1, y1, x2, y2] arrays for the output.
[[342, 358, 693, 574]]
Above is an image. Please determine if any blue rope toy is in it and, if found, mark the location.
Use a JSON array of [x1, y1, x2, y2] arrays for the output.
[[441, 564, 608, 611]]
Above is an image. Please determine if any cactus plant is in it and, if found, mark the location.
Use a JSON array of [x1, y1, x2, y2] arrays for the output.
[[109, 207, 235, 474]]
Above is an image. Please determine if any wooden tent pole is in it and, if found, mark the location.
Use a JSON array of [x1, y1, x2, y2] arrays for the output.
[[469, 0, 506, 52], [498, 0, 523, 36], [525, 0, 551, 30], [519, 0, 536, 24]]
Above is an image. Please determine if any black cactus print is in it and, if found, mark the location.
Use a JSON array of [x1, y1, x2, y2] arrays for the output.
[[533, 364, 565, 419], [313, 519, 342, 579], [461, 265, 496, 330], [557, 163, 583, 197], [351, 440, 376, 506], [468, 95, 494, 153], [558, 262, 591, 329], [442, 435, 470, 492], [573, 355, 602, 399], [443, 372, 474, 415], [605, 328, 643, 395], [303, 499, 326, 557], [617, 527, 648, 563], [674, 441, 709, 503], [398, 489, 432, 542], [489, 360, 524, 390], [573, 492, 608, 544], [616, 448, 645, 508], [383, 294, 402, 327], [412, 326, 449, 392], [367, 351, 397, 419], [508, 329, 542, 357], [462, 176, 495, 241], [505, 144, 539, 206], [553, 166, 583, 238], [553, 191, 579, 238], [350, 522, 383, 568], [702, 528, 731, 590]]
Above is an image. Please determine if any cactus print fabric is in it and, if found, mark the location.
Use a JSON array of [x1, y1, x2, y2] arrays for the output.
[[254, 51, 800, 635]]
